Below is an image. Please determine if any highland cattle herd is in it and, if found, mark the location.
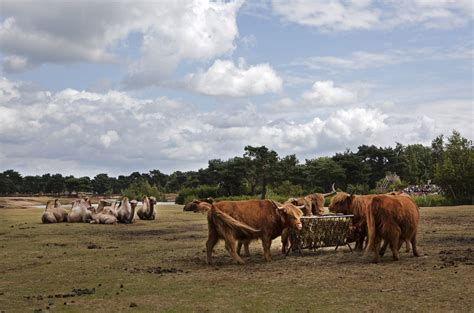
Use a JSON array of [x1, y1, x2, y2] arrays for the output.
[[40, 186, 420, 265]]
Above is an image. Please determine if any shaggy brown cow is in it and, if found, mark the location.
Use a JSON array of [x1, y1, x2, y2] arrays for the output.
[[328, 192, 376, 250], [366, 195, 420, 263], [206, 200, 303, 264], [183, 199, 253, 257]]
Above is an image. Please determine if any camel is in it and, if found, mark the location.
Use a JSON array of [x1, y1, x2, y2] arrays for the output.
[[137, 196, 157, 220], [67, 198, 93, 223], [41, 199, 68, 223], [88, 199, 118, 224], [116, 197, 137, 223]]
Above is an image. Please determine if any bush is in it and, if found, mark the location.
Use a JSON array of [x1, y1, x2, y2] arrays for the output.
[[122, 180, 163, 201], [272, 181, 304, 197], [175, 185, 219, 204], [346, 184, 370, 195], [413, 194, 453, 207]]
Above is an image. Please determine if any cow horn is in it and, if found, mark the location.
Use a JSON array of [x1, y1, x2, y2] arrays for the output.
[[323, 183, 337, 197], [295, 205, 305, 210]]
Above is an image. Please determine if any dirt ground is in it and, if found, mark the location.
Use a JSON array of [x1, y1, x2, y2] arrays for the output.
[[0, 199, 473, 312]]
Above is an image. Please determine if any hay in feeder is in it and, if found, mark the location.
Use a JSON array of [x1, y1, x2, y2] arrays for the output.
[[288, 215, 354, 254]]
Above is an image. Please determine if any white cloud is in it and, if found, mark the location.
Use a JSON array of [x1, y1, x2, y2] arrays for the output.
[[186, 59, 283, 97], [303, 81, 356, 106], [272, 0, 473, 31], [100, 130, 120, 148], [0, 0, 242, 88], [0, 77, 471, 176], [290, 46, 474, 71]]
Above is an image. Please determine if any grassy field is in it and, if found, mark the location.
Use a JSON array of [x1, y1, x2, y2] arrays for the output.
[[0, 198, 473, 312]]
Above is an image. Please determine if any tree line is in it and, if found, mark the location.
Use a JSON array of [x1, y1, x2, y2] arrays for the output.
[[0, 130, 472, 203]]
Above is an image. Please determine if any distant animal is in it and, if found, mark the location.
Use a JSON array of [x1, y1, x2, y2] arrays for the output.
[[41, 199, 68, 223], [206, 199, 303, 265], [183, 198, 214, 214], [366, 195, 420, 263], [116, 197, 137, 223], [67, 198, 93, 223], [287, 183, 337, 216], [137, 196, 157, 220]]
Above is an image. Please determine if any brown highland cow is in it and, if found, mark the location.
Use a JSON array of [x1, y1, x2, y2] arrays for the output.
[[206, 200, 303, 265], [366, 194, 420, 263]]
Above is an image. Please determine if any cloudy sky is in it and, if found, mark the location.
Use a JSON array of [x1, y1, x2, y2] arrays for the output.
[[0, 0, 472, 177]]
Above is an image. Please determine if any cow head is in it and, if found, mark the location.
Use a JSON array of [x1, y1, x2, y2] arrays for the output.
[[183, 200, 212, 213], [328, 192, 354, 214], [276, 202, 303, 231]]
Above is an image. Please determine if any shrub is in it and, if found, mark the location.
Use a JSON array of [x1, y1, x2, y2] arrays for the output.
[[175, 185, 219, 204], [413, 194, 453, 207], [122, 180, 163, 201], [272, 181, 304, 197]]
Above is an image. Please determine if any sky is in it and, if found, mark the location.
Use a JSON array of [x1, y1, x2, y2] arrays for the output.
[[0, 0, 472, 177]]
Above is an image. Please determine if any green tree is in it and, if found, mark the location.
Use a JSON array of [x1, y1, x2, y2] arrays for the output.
[[92, 173, 113, 195], [244, 145, 279, 199], [122, 179, 163, 200], [45, 174, 66, 195], [304, 157, 346, 193], [397, 143, 433, 184], [22, 175, 44, 194], [332, 150, 371, 189], [433, 130, 473, 202]]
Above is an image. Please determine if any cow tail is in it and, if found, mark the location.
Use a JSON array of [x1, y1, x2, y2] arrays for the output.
[[365, 197, 378, 254], [210, 205, 261, 238]]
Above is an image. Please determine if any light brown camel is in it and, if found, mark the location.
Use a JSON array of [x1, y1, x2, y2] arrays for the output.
[[41, 199, 68, 223], [116, 197, 136, 223], [67, 198, 93, 223], [87, 199, 116, 224], [137, 196, 157, 220]]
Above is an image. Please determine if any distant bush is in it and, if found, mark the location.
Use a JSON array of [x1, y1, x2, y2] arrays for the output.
[[122, 180, 163, 201], [175, 185, 219, 205], [272, 181, 304, 198], [413, 194, 453, 207]]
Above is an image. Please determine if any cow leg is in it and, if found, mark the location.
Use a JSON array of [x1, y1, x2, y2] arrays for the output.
[[379, 240, 388, 257], [281, 228, 289, 255], [244, 241, 250, 257], [224, 239, 245, 265], [206, 230, 219, 265], [390, 235, 400, 261], [262, 237, 272, 262], [411, 235, 420, 257], [237, 241, 243, 256], [405, 240, 411, 253], [372, 238, 382, 263]]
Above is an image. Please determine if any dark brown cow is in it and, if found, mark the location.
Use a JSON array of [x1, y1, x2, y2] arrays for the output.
[[206, 200, 303, 264], [366, 195, 420, 263]]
